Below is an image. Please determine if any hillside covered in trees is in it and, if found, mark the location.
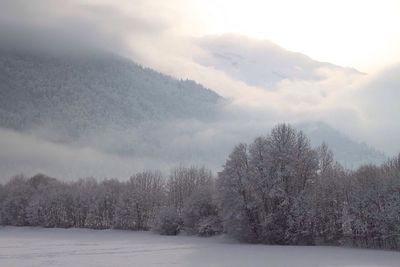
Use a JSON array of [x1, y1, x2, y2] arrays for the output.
[[1, 124, 399, 250], [0, 49, 387, 181], [0, 49, 222, 139]]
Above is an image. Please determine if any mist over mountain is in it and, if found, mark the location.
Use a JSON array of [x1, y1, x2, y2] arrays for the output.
[[298, 121, 387, 168], [352, 64, 400, 156], [196, 34, 363, 89], [0, 48, 388, 180]]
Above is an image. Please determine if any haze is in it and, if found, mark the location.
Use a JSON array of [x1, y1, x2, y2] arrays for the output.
[[0, 0, 399, 180]]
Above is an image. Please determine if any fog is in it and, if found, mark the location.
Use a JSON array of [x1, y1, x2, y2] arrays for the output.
[[0, 107, 280, 182], [0, 128, 175, 182], [0, 0, 398, 181]]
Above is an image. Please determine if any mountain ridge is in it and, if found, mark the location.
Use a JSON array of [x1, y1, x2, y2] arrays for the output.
[[196, 34, 364, 89]]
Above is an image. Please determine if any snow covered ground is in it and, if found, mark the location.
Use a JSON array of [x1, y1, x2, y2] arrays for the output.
[[1, 227, 399, 267]]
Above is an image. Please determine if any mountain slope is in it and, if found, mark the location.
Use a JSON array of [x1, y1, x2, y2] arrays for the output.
[[298, 121, 387, 168], [196, 34, 362, 89], [0, 49, 387, 180], [0, 49, 222, 139]]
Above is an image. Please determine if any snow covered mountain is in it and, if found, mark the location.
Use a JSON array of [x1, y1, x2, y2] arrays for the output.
[[0, 48, 387, 180], [196, 34, 363, 89], [0, 49, 222, 140]]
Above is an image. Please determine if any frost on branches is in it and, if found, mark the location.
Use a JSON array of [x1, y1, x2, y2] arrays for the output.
[[0, 124, 399, 250]]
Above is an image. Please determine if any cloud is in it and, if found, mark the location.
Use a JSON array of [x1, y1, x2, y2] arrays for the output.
[[0, 0, 364, 118], [0, 127, 175, 182], [0, 0, 176, 55], [194, 33, 362, 89], [136, 33, 398, 158], [348, 64, 400, 155], [0, 0, 398, 180]]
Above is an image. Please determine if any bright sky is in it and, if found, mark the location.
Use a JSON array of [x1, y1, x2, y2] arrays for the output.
[[179, 0, 400, 72]]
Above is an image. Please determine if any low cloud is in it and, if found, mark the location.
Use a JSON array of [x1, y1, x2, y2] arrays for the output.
[[0, 128, 174, 182], [0, 0, 176, 55], [0, 0, 398, 180], [348, 64, 400, 155]]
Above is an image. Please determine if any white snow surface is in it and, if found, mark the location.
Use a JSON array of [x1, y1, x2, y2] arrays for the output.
[[0, 227, 399, 267]]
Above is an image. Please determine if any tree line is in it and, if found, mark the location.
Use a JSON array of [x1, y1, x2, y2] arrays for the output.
[[0, 124, 399, 250], [0, 166, 220, 236]]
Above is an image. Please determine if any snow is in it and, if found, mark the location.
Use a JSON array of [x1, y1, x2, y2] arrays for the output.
[[1, 227, 399, 267]]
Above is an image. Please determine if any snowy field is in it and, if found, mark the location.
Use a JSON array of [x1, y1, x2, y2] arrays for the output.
[[1, 227, 399, 267]]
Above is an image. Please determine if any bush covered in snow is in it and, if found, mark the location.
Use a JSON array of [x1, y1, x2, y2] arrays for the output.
[[182, 186, 221, 236], [153, 207, 182, 235]]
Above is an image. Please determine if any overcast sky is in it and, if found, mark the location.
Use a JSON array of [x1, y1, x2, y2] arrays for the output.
[[2, 0, 399, 70], [74, 0, 400, 72]]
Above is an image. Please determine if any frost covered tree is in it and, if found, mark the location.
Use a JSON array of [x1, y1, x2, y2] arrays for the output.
[[113, 185, 137, 230], [217, 143, 261, 242], [0, 149, 398, 250], [114, 171, 164, 230], [166, 166, 214, 216], [346, 158, 400, 249], [217, 136, 399, 248], [1, 175, 32, 226], [153, 206, 182, 235], [218, 124, 319, 244], [182, 182, 221, 236], [262, 125, 318, 244], [85, 179, 121, 229], [70, 178, 99, 228], [162, 166, 219, 236], [26, 174, 75, 228], [0, 183, 4, 220], [313, 144, 348, 244]]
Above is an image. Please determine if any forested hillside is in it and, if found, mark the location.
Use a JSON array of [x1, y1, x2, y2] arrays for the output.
[[0, 49, 221, 139], [0, 49, 387, 179]]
